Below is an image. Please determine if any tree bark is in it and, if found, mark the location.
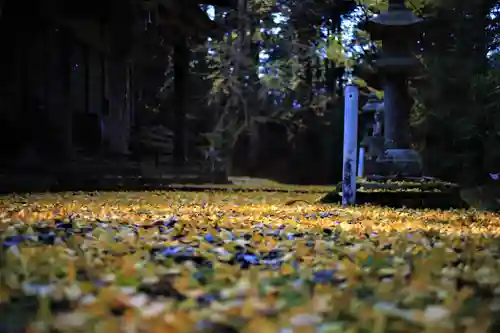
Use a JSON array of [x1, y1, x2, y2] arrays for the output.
[[60, 27, 74, 160], [173, 38, 188, 168]]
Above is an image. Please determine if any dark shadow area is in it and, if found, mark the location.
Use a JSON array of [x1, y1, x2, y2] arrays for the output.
[[319, 190, 470, 210], [0, 172, 231, 195]]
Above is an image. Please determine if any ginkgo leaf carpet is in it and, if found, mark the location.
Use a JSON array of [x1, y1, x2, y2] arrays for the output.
[[0, 191, 499, 333]]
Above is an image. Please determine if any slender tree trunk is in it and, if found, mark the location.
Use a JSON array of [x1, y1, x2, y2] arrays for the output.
[[244, 4, 262, 174], [173, 38, 188, 168], [60, 27, 74, 160]]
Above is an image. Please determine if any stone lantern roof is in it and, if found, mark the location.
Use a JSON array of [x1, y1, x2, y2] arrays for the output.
[[360, 0, 423, 41]]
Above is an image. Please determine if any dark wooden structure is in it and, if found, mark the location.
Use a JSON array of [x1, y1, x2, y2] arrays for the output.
[[0, 0, 233, 174]]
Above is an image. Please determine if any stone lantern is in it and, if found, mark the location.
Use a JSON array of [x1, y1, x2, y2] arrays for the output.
[[360, 0, 423, 177]]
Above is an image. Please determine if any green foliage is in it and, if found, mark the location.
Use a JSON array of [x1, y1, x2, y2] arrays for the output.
[[411, 0, 500, 183], [202, 0, 357, 179]]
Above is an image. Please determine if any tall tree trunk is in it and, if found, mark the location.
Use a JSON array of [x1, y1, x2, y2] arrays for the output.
[[60, 27, 74, 160], [173, 38, 188, 168], [242, 2, 262, 174], [219, 0, 249, 177]]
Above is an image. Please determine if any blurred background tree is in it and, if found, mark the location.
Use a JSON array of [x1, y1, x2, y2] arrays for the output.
[[203, 0, 500, 185]]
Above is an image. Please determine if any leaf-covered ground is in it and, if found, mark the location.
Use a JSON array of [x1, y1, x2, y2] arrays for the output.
[[0, 191, 500, 333]]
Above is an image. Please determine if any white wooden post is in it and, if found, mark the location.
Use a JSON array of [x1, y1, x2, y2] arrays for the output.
[[342, 84, 359, 206], [358, 147, 365, 178]]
